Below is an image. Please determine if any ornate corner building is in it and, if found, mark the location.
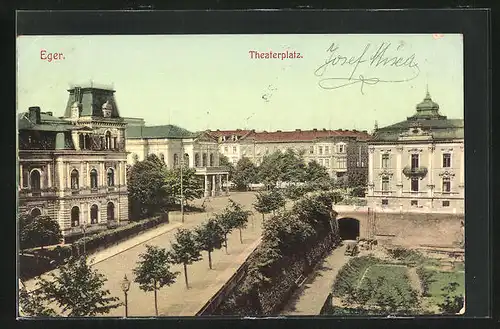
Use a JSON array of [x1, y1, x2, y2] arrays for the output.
[[18, 84, 129, 242], [366, 90, 464, 213]]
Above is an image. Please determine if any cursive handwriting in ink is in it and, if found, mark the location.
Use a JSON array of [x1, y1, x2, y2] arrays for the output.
[[314, 42, 420, 94]]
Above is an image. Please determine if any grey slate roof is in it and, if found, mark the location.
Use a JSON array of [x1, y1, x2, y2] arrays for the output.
[[126, 125, 197, 139], [372, 91, 464, 142], [18, 112, 74, 132], [63, 86, 121, 118]]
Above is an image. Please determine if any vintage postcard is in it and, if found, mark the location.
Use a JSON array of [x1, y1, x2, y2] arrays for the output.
[[17, 33, 465, 317]]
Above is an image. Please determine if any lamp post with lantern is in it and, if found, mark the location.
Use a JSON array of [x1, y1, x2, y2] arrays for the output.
[[120, 274, 131, 317]]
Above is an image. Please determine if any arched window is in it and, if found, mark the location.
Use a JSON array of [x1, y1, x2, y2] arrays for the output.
[[183, 153, 189, 167], [90, 169, 98, 189], [173, 154, 179, 167], [30, 208, 42, 218], [30, 170, 41, 191], [107, 168, 115, 186], [90, 204, 98, 224], [71, 206, 80, 227], [202, 153, 207, 167], [70, 169, 79, 190], [105, 131, 112, 149], [194, 153, 200, 167], [209, 153, 214, 166], [107, 202, 115, 222]]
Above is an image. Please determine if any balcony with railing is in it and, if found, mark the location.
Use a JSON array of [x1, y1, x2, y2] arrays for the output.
[[18, 187, 57, 198], [402, 166, 428, 179]]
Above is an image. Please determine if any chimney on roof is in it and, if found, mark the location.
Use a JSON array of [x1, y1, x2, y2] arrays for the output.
[[362, 130, 368, 133], [28, 107, 41, 124], [322, 128, 326, 131], [296, 129, 301, 132], [313, 128, 317, 132], [216, 129, 220, 131], [45, 111, 53, 116], [277, 130, 282, 132], [353, 129, 358, 132]]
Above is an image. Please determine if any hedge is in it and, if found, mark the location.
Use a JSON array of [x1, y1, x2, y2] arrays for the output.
[[72, 214, 169, 255]]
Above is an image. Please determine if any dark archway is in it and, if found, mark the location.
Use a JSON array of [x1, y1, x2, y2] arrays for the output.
[[338, 217, 360, 240], [90, 204, 99, 224]]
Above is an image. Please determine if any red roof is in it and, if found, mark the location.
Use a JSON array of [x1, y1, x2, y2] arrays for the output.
[[243, 129, 372, 142]]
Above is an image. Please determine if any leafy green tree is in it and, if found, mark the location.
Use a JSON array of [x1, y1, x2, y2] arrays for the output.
[[170, 229, 202, 289], [305, 160, 330, 182], [232, 157, 258, 191], [194, 218, 225, 269], [163, 167, 204, 207], [127, 154, 169, 220], [268, 189, 286, 214], [226, 199, 252, 243], [19, 283, 57, 317], [258, 149, 306, 188], [253, 191, 275, 220], [133, 245, 179, 316], [215, 212, 235, 254], [284, 184, 305, 201], [19, 214, 62, 250], [219, 155, 234, 181], [38, 256, 120, 316]]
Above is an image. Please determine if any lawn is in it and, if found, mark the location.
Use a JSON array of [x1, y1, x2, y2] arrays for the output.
[[426, 270, 465, 306], [359, 265, 417, 307]]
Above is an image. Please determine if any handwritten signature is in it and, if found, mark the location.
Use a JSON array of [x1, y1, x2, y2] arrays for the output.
[[314, 42, 420, 94]]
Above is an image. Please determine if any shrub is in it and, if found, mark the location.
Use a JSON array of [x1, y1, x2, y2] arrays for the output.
[[386, 247, 426, 265], [72, 215, 167, 255], [416, 266, 435, 297]]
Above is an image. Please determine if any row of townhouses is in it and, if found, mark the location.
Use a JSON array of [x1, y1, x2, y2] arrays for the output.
[[17, 84, 464, 242]]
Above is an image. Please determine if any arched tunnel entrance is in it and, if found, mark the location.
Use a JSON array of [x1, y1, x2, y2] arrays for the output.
[[337, 217, 360, 240]]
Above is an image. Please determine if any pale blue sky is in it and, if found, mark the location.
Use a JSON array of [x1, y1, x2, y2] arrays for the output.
[[17, 34, 463, 132]]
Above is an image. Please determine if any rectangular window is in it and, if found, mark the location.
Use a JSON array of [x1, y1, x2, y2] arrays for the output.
[[319, 159, 324, 166], [318, 146, 323, 155], [442, 177, 451, 192], [411, 178, 419, 192], [224, 146, 228, 153], [233, 146, 237, 153], [325, 146, 329, 154], [442, 200, 450, 207], [381, 177, 389, 191], [325, 159, 330, 168], [382, 154, 390, 168], [337, 158, 347, 169], [442, 153, 451, 168], [338, 144, 345, 153], [411, 200, 418, 206], [310, 146, 314, 154], [411, 154, 419, 169], [381, 199, 389, 206]]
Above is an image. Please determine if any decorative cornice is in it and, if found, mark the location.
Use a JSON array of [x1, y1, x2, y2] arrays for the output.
[[396, 146, 404, 152], [368, 147, 375, 154], [428, 145, 435, 152], [439, 170, 456, 178], [378, 170, 394, 177], [440, 148, 454, 152], [408, 148, 423, 153]]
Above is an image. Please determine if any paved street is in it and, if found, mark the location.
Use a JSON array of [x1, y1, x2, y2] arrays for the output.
[[91, 192, 263, 317], [280, 244, 348, 315]]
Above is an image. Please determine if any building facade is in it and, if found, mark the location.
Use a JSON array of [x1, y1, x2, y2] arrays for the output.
[[18, 84, 129, 241], [209, 129, 371, 181], [366, 91, 465, 213], [125, 123, 229, 197]]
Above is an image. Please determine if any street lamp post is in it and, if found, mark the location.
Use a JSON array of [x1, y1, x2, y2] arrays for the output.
[[80, 223, 87, 255], [120, 274, 131, 317], [180, 141, 184, 223]]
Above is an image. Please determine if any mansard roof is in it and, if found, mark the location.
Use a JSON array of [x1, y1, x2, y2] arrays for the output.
[[63, 84, 121, 119]]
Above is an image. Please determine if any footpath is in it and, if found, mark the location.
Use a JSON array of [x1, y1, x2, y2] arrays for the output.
[[23, 219, 183, 292], [281, 244, 348, 316]]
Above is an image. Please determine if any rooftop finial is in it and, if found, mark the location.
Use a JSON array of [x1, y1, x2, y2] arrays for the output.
[[374, 120, 379, 131], [425, 84, 431, 99]]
